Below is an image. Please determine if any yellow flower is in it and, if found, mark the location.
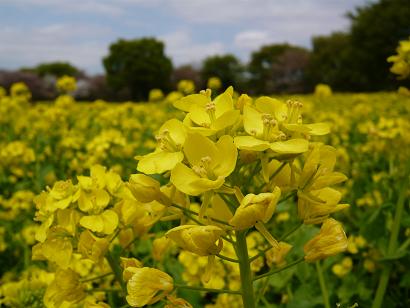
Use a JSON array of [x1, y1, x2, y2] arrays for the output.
[[77, 230, 109, 264], [298, 144, 347, 191], [56, 75, 77, 93], [170, 133, 237, 196], [34, 226, 73, 268], [127, 174, 162, 202], [136, 119, 187, 174], [332, 257, 353, 278], [207, 77, 222, 90], [126, 267, 173, 307], [229, 187, 281, 230], [166, 225, 224, 256], [44, 268, 86, 307], [180, 87, 240, 135], [297, 187, 349, 224], [304, 218, 348, 262], [48, 180, 78, 211], [79, 209, 119, 235], [177, 79, 195, 95], [266, 242, 293, 267], [314, 84, 332, 97], [149, 88, 164, 102]]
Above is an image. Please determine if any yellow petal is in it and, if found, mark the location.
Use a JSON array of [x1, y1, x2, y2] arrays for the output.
[[270, 138, 309, 154], [234, 136, 271, 151], [137, 151, 184, 174]]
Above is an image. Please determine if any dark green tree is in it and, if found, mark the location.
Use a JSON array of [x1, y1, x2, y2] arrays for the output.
[[347, 0, 410, 90], [200, 54, 243, 90], [103, 38, 173, 100], [248, 44, 309, 94], [30, 62, 79, 77], [306, 32, 355, 91]]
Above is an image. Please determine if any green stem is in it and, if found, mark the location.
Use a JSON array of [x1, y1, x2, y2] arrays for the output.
[[81, 272, 114, 283], [216, 253, 239, 263], [174, 284, 241, 295], [106, 252, 126, 293], [316, 261, 331, 308], [372, 180, 407, 308], [169, 203, 231, 226], [254, 257, 304, 281], [235, 230, 256, 308], [249, 223, 302, 263]]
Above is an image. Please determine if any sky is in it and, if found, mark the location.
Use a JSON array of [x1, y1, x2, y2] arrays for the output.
[[0, 0, 371, 74]]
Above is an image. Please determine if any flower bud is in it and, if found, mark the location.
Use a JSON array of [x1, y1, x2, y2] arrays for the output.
[[229, 187, 281, 230], [128, 174, 162, 203], [166, 225, 224, 256]]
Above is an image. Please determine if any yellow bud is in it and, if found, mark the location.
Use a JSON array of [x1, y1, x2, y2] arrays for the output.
[[229, 187, 281, 230], [128, 174, 162, 203], [166, 225, 224, 256]]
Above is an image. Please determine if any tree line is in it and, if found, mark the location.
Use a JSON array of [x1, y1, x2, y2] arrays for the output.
[[1, 0, 409, 101]]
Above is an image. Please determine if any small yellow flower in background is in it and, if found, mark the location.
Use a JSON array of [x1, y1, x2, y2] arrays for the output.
[[0, 86, 6, 99], [229, 187, 281, 230], [314, 83, 333, 97], [177, 79, 195, 95], [388, 36, 410, 79], [149, 88, 164, 102], [364, 258, 376, 273], [125, 267, 173, 307], [207, 77, 222, 90], [10, 82, 31, 101], [56, 75, 77, 93], [304, 218, 348, 262], [266, 241, 293, 267], [275, 211, 290, 223], [332, 257, 353, 277], [170, 133, 237, 196]]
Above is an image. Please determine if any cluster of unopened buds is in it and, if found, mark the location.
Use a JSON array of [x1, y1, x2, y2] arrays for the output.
[[32, 87, 349, 307]]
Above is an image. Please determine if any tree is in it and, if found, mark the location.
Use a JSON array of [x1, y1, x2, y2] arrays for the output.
[[31, 62, 80, 77], [200, 54, 243, 90], [347, 0, 410, 90], [306, 32, 355, 91], [248, 44, 310, 94], [103, 38, 173, 100]]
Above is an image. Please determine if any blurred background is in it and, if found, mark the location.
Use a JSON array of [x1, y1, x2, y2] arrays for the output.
[[0, 0, 409, 101]]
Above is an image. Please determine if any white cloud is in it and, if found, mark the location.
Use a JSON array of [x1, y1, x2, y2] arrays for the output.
[[0, 24, 112, 73], [234, 31, 273, 50], [160, 31, 225, 66]]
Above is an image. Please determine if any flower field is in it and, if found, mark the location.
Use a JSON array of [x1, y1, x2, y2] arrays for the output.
[[0, 84, 409, 308]]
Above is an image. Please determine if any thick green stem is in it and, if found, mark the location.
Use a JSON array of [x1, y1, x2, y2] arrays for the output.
[[372, 180, 407, 308], [316, 261, 331, 308], [235, 231, 256, 308], [106, 252, 126, 293], [174, 284, 241, 295]]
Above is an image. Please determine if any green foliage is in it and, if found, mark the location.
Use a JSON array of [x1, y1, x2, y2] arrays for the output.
[[348, 0, 410, 90], [200, 54, 243, 90], [33, 62, 79, 78], [103, 37, 173, 100]]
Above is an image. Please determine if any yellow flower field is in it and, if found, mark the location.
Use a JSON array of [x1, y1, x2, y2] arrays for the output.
[[0, 84, 409, 308]]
